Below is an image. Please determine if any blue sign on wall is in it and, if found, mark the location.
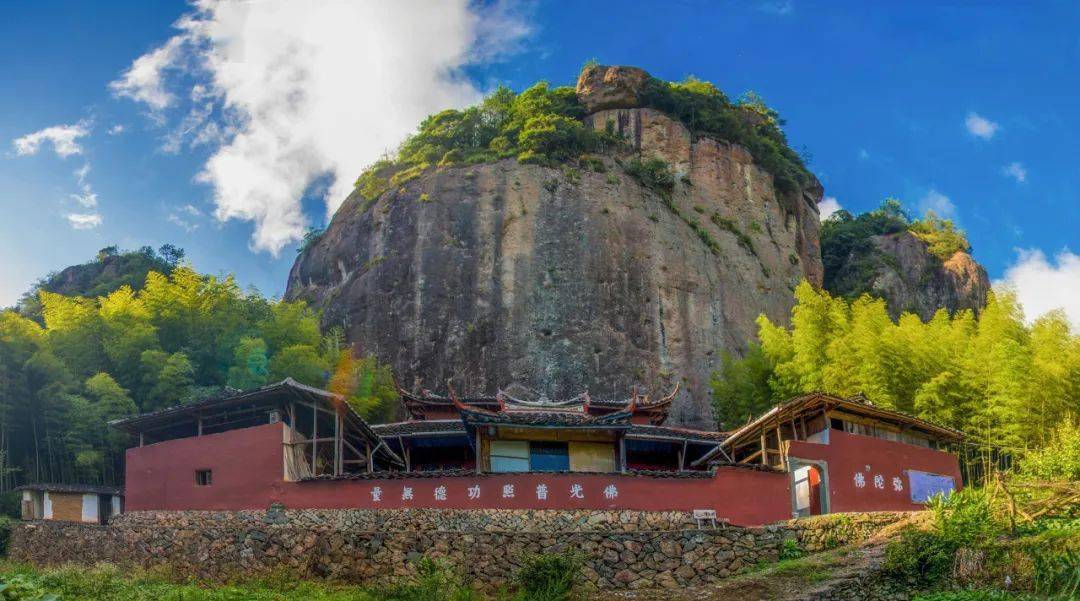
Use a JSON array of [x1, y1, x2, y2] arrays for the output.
[[907, 470, 955, 503]]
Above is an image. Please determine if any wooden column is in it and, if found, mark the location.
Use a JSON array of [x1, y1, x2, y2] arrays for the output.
[[619, 436, 628, 473], [311, 402, 318, 475], [334, 411, 342, 476], [475, 430, 482, 475]]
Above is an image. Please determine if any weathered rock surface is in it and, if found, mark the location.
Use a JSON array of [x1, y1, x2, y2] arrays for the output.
[[863, 232, 989, 320], [287, 66, 823, 426]]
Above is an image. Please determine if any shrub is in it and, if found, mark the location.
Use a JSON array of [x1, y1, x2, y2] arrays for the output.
[[909, 211, 972, 261], [297, 227, 325, 253], [1021, 420, 1080, 482], [883, 528, 958, 586], [513, 552, 581, 601], [381, 558, 478, 601], [0, 518, 10, 557], [779, 538, 804, 561], [1031, 547, 1080, 599], [623, 158, 675, 198]]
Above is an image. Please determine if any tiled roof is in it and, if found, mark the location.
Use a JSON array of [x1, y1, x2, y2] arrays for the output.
[[626, 424, 728, 443], [299, 468, 719, 482], [459, 406, 633, 428], [16, 482, 122, 495], [371, 420, 466, 437], [370, 420, 729, 444], [108, 379, 404, 467]]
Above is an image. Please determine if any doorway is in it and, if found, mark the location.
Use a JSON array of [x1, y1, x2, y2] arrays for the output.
[[789, 459, 829, 517]]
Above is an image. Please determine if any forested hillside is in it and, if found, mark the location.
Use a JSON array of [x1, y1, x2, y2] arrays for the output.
[[711, 282, 1080, 472], [16, 245, 182, 320], [0, 248, 397, 493]]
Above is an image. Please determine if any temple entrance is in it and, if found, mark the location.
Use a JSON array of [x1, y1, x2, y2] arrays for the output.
[[790, 460, 828, 517]]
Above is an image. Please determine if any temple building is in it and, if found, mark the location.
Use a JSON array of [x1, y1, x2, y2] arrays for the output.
[[99, 379, 964, 526]]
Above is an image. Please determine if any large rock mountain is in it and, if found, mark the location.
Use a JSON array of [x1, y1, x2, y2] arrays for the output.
[[831, 231, 990, 321], [286, 66, 824, 426]]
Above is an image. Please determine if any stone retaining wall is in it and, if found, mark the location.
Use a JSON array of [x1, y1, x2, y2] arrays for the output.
[[9, 509, 912, 591], [786, 511, 916, 552]]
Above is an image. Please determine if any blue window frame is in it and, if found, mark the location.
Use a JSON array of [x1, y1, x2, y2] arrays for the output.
[[529, 441, 570, 472]]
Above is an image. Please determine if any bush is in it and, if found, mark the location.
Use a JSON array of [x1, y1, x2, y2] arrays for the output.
[[1031, 547, 1080, 599], [513, 552, 580, 601], [885, 489, 1009, 587], [883, 528, 958, 586], [909, 211, 971, 261], [380, 558, 478, 601], [0, 518, 10, 558], [1021, 420, 1080, 482], [623, 158, 675, 198], [779, 538, 804, 561]]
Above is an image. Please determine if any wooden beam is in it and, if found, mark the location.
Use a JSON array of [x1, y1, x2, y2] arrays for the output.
[[311, 401, 318, 475], [741, 448, 764, 464]]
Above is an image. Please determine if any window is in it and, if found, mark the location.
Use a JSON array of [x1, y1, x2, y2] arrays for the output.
[[530, 442, 570, 472], [830, 418, 844, 430], [195, 469, 212, 486], [489, 441, 529, 472]]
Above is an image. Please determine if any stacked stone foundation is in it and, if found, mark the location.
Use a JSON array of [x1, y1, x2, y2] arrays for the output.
[[9, 509, 913, 590]]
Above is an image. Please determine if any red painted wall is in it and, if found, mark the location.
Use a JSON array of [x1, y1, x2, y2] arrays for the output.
[[787, 429, 962, 513], [125, 423, 791, 526]]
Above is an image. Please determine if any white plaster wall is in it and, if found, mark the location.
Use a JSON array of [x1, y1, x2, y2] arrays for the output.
[[81, 494, 98, 523], [42, 492, 52, 519], [111, 495, 121, 516]]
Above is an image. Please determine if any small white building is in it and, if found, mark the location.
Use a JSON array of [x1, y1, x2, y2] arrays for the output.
[[16, 483, 123, 525]]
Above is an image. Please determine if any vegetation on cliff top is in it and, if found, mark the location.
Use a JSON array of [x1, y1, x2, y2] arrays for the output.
[[352, 67, 813, 208], [821, 199, 973, 300], [15, 245, 183, 319], [354, 81, 616, 205], [711, 282, 1080, 458]]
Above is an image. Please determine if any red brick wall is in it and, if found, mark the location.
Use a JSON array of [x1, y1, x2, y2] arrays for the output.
[[124, 423, 792, 526], [787, 429, 962, 513]]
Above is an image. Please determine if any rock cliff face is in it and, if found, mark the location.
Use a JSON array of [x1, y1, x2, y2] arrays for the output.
[[847, 231, 990, 320], [286, 66, 824, 426]]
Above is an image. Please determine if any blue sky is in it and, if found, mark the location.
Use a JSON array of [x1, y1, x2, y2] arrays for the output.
[[3, 1, 1079, 321]]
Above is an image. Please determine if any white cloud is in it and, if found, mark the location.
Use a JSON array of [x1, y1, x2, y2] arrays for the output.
[[818, 196, 842, 221], [70, 162, 98, 208], [168, 203, 204, 231], [1002, 161, 1027, 183], [66, 212, 103, 230], [997, 248, 1080, 326], [110, 0, 530, 254], [109, 35, 187, 111], [965, 112, 999, 140], [107, 124, 126, 135], [918, 188, 956, 219], [12, 121, 91, 158]]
